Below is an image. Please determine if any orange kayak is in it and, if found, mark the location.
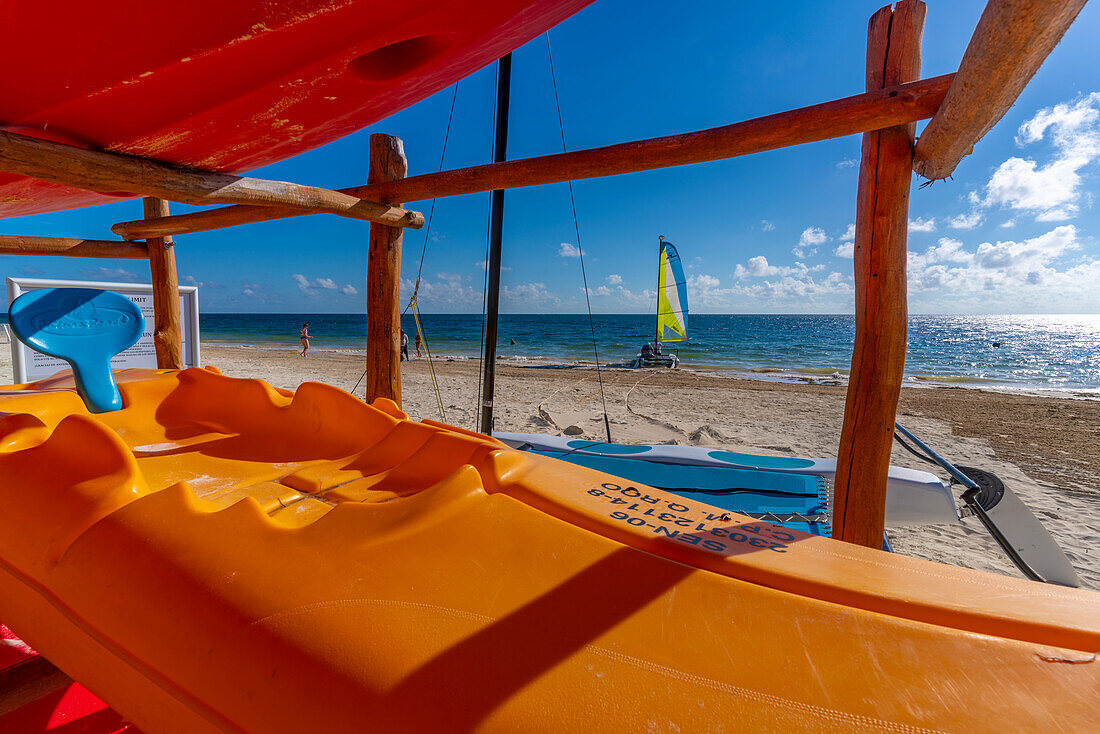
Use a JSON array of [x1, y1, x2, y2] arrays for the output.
[[0, 368, 1097, 732], [0, 0, 593, 218]]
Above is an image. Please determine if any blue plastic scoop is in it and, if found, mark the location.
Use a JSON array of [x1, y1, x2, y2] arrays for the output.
[[8, 288, 145, 412]]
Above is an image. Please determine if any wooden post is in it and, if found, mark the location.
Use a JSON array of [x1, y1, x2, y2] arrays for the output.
[[143, 197, 184, 369], [364, 134, 407, 406], [834, 1, 924, 547]]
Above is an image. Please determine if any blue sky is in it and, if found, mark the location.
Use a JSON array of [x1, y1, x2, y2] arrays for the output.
[[3, 0, 1099, 314]]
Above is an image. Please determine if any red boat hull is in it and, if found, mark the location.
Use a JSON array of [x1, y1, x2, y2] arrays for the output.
[[0, 0, 592, 218]]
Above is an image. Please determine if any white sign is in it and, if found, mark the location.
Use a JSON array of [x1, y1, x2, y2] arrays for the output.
[[7, 277, 200, 383]]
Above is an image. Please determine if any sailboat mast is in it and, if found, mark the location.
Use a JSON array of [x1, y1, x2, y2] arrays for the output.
[[655, 235, 664, 345], [478, 53, 512, 435]]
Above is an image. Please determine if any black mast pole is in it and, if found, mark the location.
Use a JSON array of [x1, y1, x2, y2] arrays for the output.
[[656, 235, 664, 347], [479, 53, 511, 435]]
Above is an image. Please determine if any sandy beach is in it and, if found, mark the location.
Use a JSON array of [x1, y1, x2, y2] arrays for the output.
[[188, 344, 1100, 590]]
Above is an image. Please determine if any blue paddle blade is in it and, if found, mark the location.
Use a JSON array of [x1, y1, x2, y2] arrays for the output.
[[8, 288, 145, 413]]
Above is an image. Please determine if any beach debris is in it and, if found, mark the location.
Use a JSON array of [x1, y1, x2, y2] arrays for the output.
[[563, 425, 583, 436]]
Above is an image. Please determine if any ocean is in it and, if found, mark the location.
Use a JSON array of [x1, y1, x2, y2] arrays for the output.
[[199, 313, 1100, 398]]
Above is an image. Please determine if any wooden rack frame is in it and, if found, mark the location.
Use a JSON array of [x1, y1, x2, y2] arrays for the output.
[[0, 0, 1084, 548]]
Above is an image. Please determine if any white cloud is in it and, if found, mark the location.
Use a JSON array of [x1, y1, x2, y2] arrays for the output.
[[908, 217, 936, 232], [793, 227, 827, 258], [905, 225, 1100, 311], [475, 260, 511, 272], [558, 242, 583, 258], [836, 158, 858, 169], [834, 225, 856, 257], [295, 273, 353, 296], [735, 256, 810, 278], [581, 280, 654, 310], [697, 270, 854, 311], [606, 273, 623, 285], [1000, 218, 1017, 228], [983, 157, 1081, 218], [502, 282, 560, 309], [948, 210, 983, 230], [400, 276, 481, 311], [761, 220, 776, 231], [181, 274, 223, 289], [583, 285, 613, 297], [974, 92, 1100, 222], [80, 266, 141, 283], [341, 284, 358, 296]]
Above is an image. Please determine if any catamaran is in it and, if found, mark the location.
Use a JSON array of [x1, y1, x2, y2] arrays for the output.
[[631, 236, 687, 368]]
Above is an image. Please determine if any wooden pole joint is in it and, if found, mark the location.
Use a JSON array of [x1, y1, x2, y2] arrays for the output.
[[0, 128, 424, 236], [142, 198, 184, 369], [364, 134, 407, 407], [913, 0, 1088, 180]]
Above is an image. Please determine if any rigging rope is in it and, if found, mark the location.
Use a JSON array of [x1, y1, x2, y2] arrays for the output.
[[544, 32, 613, 444], [405, 81, 460, 313], [409, 296, 447, 421]]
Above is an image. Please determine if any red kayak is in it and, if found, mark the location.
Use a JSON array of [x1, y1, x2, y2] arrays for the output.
[[0, 0, 592, 218]]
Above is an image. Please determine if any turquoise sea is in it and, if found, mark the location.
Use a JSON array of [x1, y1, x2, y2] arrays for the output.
[[199, 313, 1100, 397]]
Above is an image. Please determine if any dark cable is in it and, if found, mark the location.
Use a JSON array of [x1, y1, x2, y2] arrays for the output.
[[893, 431, 940, 467]]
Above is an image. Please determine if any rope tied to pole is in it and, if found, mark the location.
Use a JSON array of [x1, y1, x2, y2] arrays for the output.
[[408, 294, 447, 423], [545, 32, 613, 444]]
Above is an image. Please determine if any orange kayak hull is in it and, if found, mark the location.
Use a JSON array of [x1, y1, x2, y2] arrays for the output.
[[0, 0, 593, 218], [0, 368, 1097, 732]]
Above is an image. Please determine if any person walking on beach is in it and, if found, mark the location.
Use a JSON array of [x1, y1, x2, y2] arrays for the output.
[[400, 329, 409, 361], [414, 331, 422, 359], [299, 322, 311, 356]]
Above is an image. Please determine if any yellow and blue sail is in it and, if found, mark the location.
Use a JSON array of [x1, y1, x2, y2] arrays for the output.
[[656, 241, 688, 342]]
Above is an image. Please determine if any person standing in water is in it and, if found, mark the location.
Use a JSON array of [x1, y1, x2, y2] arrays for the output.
[[400, 329, 409, 361], [299, 322, 311, 356]]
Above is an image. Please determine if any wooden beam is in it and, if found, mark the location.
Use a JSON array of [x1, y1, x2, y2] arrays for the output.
[[143, 198, 184, 369], [113, 75, 954, 240], [364, 134, 406, 407], [0, 235, 148, 259], [0, 129, 423, 232], [834, 1, 924, 548], [913, 0, 1087, 180]]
